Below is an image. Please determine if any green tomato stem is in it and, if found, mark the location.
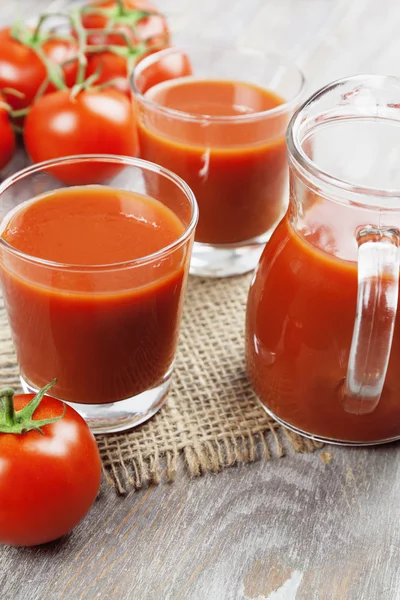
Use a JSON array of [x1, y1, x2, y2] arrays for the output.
[[42, 10, 88, 87], [85, 39, 142, 57], [31, 14, 49, 44], [69, 10, 89, 86], [115, 0, 126, 17], [10, 21, 28, 45], [33, 45, 68, 92], [0, 101, 13, 113], [1, 389, 16, 427], [10, 107, 31, 119], [0, 380, 64, 435], [1, 87, 25, 100]]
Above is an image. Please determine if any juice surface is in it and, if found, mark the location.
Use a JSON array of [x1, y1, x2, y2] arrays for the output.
[[246, 211, 400, 443], [138, 78, 287, 244], [2, 186, 184, 264], [0, 186, 187, 404]]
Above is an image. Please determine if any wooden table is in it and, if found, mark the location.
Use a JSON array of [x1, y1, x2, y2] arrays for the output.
[[1, 1, 400, 598]]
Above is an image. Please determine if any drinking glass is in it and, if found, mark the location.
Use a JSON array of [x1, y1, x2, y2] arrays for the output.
[[132, 45, 304, 277], [0, 155, 198, 434]]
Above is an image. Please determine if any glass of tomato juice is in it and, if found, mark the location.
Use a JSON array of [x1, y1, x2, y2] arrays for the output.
[[246, 74, 400, 444], [131, 45, 305, 277], [0, 155, 198, 434]]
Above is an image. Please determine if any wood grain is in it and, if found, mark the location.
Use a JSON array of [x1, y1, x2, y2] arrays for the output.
[[1, 0, 400, 598], [1, 445, 400, 599]]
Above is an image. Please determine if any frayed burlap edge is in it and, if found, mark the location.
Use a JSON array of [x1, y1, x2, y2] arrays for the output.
[[98, 423, 323, 495]]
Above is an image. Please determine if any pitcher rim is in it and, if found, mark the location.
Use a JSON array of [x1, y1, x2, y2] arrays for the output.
[[287, 74, 400, 209]]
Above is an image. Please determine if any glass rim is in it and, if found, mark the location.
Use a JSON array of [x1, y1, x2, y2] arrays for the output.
[[287, 74, 400, 207], [0, 154, 199, 271], [131, 44, 306, 124]]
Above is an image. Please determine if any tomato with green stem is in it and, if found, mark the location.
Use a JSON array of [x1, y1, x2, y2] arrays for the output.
[[81, 0, 169, 48], [24, 86, 139, 184], [0, 381, 101, 547], [0, 26, 79, 113], [43, 36, 80, 91], [85, 38, 147, 97], [0, 93, 15, 171], [86, 48, 134, 96]]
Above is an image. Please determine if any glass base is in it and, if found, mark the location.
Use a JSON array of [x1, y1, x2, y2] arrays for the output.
[[259, 401, 400, 446], [20, 371, 172, 435], [190, 233, 270, 278]]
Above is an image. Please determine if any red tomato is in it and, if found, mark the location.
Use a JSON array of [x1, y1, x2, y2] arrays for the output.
[[0, 389, 101, 546], [0, 93, 15, 170], [84, 23, 139, 47], [86, 46, 192, 97], [86, 50, 131, 96], [135, 49, 193, 94], [24, 87, 139, 184], [81, 0, 169, 47], [42, 37, 79, 91], [0, 28, 79, 113]]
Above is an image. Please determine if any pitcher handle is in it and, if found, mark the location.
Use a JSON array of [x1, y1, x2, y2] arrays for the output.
[[343, 226, 400, 415]]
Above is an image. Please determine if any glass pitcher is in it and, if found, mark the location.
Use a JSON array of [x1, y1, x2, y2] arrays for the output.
[[246, 75, 400, 445]]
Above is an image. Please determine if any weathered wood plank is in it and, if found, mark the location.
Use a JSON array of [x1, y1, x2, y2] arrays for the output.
[[0, 445, 399, 599], [301, 0, 400, 89]]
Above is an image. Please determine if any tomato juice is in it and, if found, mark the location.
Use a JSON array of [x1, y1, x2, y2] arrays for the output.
[[246, 207, 400, 443], [137, 78, 288, 244], [0, 186, 187, 405]]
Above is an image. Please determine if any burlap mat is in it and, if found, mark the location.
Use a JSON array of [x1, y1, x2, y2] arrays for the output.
[[0, 274, 322, 494]]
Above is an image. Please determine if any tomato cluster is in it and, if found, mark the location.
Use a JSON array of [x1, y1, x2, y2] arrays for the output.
[[0, 0, 188, 178]]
